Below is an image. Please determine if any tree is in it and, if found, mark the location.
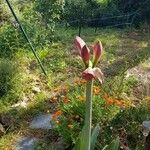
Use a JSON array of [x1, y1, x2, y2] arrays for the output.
[[34, 0, 65, 29]]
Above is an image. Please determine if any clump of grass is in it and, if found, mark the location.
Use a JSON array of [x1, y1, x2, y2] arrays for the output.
[[0, 59, 17, 96], [98, 99, 150, 149]]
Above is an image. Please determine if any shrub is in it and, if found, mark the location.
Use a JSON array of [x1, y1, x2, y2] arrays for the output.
[[0, 24, 25, 58], [0, 59, 17, 96], [34, 0, 65, 30]]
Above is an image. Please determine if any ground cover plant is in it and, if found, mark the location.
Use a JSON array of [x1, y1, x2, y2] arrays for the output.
[[0, 1, 150, 149], [0, 26, 149, 149]]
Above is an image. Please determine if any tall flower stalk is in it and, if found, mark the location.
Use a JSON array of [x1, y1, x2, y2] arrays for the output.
[[84, 80, 93, 150], [74, 36, 103, 150]]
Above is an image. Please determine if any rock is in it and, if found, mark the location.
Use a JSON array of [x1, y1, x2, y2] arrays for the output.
[[143, 121, 150, 137], [0, 123, 5, 137], [143, 121, 150, 128], [32, 86, 41, 93], [11, 101, 27, 109], [11, 96, 30, 109], [15, 137, 38, 150], [30, 114, 52, 129]]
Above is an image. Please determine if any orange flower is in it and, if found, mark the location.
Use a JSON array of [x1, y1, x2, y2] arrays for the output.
[[93, 86, 101, 95], [54, 87, 60, 92], [114, 100, 123, 107], [55, 120, 60, 124], [68, 124, 74, 129], [104, 95, 114, 105], [123, 100, 135, 108], [52, 110, 62, 120], [80, 79, 87, 84], [61, 85, 69, 92], [50, 96, 58, 102], [77, 96, 85, 102], [106, 97, 114, 105], [63, 96, 70, 103], [74, 79, 86, 85]]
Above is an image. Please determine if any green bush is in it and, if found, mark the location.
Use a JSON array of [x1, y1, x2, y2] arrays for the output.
[[0, 59, 17, 96], [34, 0, 65, 30], [0, 24, 25, 58]]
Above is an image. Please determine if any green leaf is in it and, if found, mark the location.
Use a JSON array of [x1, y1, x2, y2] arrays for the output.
[[91, 124, 100, 150], [74, 127, 86, 150], [102, 137, 120, 150]]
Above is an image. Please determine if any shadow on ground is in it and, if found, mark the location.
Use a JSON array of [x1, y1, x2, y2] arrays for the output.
[[103, 43, 150, 77]]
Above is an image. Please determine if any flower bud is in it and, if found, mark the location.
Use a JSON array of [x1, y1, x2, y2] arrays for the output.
[[82, 68, 95, 81], [93, 41, 103, 67], [82, 67, 104, 83], [74, 36, 86, 55], [81, 45, 90, 67]]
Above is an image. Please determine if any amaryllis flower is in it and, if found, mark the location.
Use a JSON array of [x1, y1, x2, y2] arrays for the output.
[[82, 67, 95, 81], [93, 41, 103, 67], [74, 36, 104, 83], [81, 45, 90, 67], [74, 36, 85, 52], [82, 67, 104, 83], [75, 36, 90, 67]]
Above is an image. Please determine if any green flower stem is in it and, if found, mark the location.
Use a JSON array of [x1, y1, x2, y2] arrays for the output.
[[84, 80, 93, 150]]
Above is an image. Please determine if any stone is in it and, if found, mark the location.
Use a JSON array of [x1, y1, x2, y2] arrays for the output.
[[15, 137, 37, 150], [143, 121, 150, 128], [143, 121, 150, 137], [32, 86, 41, 93], [0, 123, 5, 137], [11, 101, 27, 109], [30, 114, 52, 129]]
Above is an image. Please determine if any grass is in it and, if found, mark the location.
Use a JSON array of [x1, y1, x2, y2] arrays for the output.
[[0, 27, 150, 149]]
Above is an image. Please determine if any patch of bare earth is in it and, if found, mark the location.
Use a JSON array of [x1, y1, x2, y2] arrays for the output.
[[126, 58, 150, 103]]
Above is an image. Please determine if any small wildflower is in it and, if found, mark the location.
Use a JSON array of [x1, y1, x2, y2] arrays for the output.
[[124, 100, 135, 108], [68, 124, 74, 129], [62, 85, 69, 92], [75, 79, 86, 85], [110, 126, 113, 130], [93, 86, 101, 95], [50, 96, 58, 102], [63, 96, 70, 103], [54, 87, 60, 92], [55, 120, 60, 124], [77, 96, 85, 102], [47, 110, 50, 113], [52, 110, 62, 120], [105, 97, 114, 105], [120, 109, 124, 112], [81, 79, 87, 84], [60, 95, 65, 98], [114, 100, 123, 107]]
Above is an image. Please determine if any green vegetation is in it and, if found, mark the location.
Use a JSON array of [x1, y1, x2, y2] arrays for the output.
[[0, 0, 150, 150]]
